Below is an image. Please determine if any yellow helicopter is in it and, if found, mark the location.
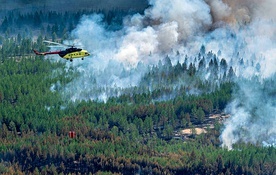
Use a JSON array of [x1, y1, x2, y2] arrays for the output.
[[33, 40, 90, 61]]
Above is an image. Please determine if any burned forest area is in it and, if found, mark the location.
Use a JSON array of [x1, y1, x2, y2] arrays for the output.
[[0, 1, 275, 175]]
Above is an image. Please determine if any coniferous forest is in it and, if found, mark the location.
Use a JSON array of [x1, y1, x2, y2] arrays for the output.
[[0, 8, 275, 175]]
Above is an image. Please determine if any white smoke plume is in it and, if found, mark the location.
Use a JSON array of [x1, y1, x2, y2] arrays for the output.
[[54, 0, 276, 148], [221, 77, 276, 149], [61, 0, 216, 101], [211, 0, 276, 149]]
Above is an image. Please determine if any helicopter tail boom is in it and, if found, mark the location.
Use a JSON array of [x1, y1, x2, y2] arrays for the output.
[[33, 49, 60, 56]]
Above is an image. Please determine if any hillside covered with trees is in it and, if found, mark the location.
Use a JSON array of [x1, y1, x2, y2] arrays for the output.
[[0, 9, 275, 175]]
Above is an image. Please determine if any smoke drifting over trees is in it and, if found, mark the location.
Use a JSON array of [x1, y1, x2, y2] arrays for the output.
[[0, 0, 275, 151], [0, 1, 275, 173], [55, 0, 276, 149]]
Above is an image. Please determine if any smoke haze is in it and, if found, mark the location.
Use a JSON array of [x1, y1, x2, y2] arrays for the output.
[[49, 0, 275, 149], [0, 0, 148, 11]]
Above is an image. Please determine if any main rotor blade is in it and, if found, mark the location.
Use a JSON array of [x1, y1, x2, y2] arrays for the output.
[[43, 40, 61, 45], [43, 40, 72, 47], [47, 45, 65, 49], [43, 40, 84, 48]]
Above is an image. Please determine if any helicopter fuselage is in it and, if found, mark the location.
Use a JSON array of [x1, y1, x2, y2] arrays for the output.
[[33, 40, 90, 61]]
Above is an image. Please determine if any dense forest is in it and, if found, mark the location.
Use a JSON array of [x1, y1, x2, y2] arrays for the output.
[[0, 10, 275, 175], [0, 8, 139, 39]]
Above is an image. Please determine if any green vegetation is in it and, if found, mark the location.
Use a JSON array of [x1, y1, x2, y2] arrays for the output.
[[0, 10, 275, 175], [0, 9, 139, 39]]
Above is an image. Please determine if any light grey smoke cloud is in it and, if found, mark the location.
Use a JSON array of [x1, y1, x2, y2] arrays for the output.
[[60, 0, 216, 102], [211, 0, 276, 149], [221, 77, 276, 149], [55, 0, 276, 148]]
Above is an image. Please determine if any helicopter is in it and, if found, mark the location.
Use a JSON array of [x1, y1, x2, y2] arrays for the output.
[[33, 40, 90, 61]]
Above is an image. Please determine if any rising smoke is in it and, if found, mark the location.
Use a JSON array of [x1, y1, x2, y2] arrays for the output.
[[54, 0, 275, 149]]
